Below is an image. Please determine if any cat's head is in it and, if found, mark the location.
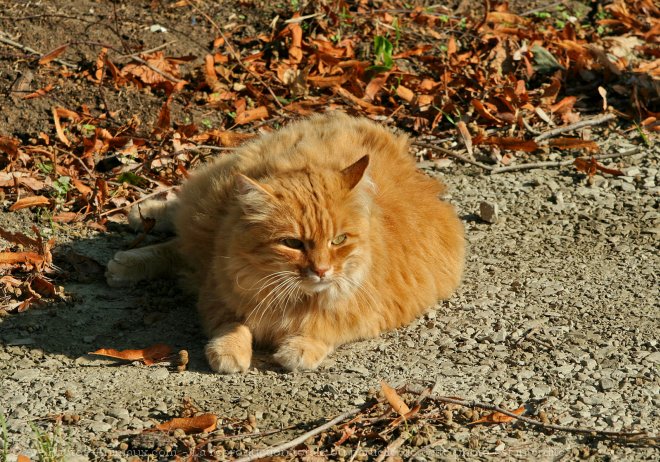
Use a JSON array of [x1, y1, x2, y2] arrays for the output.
[[231, 155, 373, 303]]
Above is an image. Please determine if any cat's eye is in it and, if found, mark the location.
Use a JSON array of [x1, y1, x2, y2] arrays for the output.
[[282, 238, 305, 250], [331, 233, 347, 245]]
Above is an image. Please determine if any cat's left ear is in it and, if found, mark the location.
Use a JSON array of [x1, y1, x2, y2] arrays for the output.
[[341, 155, 369, 190]]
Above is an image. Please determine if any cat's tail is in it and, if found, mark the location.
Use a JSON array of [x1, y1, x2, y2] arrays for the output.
[[127, 197, 180, 234]]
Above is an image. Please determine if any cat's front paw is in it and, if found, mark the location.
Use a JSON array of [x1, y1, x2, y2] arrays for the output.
[[274, 336, 332, 371], [105, 250, 145, 287], [205, 325, 252, 373]]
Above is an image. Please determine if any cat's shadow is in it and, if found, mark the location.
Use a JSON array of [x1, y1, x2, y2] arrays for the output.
[[0, 226, 286, 375]]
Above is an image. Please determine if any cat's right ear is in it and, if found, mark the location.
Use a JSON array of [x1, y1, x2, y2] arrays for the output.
[[235, 174, 274, 215], [235, 174, 273, 197]]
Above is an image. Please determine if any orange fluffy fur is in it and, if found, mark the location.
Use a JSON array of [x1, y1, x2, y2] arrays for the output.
[[110, 113, 465, 372]]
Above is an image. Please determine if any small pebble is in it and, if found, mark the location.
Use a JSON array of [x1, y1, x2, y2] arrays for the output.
[[479, 201, 499, 224]]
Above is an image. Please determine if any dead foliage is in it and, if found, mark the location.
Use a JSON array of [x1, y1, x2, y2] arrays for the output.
[[1, 0, 657, 310]]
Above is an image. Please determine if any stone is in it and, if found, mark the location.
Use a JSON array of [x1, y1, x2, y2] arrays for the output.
[[622, 166, 641, 177], [479, 201, 499, 224], [620, 182, 635, 192], [108, 407, 130, 421], [149, 368, 169, 381], [600, 377, 617, 391], [11, 368, 40, 382], [88, 421, 112, 433]]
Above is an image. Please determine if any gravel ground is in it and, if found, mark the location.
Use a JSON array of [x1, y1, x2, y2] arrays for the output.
[[1, 140, 658, 461]]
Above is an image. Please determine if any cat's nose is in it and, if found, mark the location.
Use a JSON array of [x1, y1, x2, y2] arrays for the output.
[[312, 266, 330, 278]]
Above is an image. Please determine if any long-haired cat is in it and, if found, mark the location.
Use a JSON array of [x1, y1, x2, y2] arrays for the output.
[[106, 112, 465, 373]]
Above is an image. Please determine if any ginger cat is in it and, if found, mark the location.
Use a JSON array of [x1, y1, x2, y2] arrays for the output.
[[106, 112, 464, 373]]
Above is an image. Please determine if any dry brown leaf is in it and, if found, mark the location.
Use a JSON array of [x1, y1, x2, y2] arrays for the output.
[[30, 275, 62, 299], [307, 74, 350, 88], [156, 413, 217, 434], [235, 106, 268, 125], [396, 85, 415, 102], [549, 138, 599, 152], [0, 251, 44, 266], [469, 406, 525, 425], [0, 135, 19, 157], [9, 196, 51, 211], [52, 212, 80, 223], [38, 44, 68, 66], [153, 98, 172, 134], [364, 73, 390, 101], [72, 178, 93, 197], [574, 157, 623, 177], [22, 83, 54, 100], [487, 12, 530, 26], [446, 37, 457, 56], [380, 381, 410, 416], [192, 130, 255, 147], [121, 52, 192, 86], [335, 86, 386, 114], [286, 19, 303, 64], [456, 121, 473, 155], [471, 100, 503, 125], [475, 136, 538, 152], [52, 107, 70, 147], [90, 343, 173, 366], [0, 226, 41, 249]]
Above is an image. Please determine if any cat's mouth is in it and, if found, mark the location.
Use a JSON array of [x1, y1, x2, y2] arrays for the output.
[[300, 277, 334, 294]]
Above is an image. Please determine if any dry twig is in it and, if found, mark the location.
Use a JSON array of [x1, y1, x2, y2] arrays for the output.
[[490, 147, 644, 174], [404, 385, 653, 441], [413, 141, 494, 171], [0, 30, 76, 68], [374, 431, 409, 462], [232, 405, 368, 462], [99, 186, 177, 217], [534, 113, 617, 142]]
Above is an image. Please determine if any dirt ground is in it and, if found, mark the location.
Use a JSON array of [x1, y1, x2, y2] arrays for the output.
[[0, 1, 658, 461]]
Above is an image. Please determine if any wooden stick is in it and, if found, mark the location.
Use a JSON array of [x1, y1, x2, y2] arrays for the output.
[[490, 147, 643, 174], [99, 186, 176, 217], [0, 31, 76, 68], [374, 431, 409, 462], [534, 113, 617, 142], [232, 406, 366, 462], [413, 141, 494, 171], [404, 385, 652, 440]]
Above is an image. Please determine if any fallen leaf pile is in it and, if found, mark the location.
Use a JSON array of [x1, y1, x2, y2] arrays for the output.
[[1, 0, 657, 310], [0, 225, 62, 312]]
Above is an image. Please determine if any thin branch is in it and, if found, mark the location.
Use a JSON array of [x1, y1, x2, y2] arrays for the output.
[[374, 431, 409, 462], [490, 146, 644, 174], [119, 40, 177, 58], [0, 31, 76, 68], [534, 113, 617, 142], [186, 144, 237, 151], [232, 406, 367, 462], [404, 385, 653, 441], [189, 4, 284, 110], [99, 186, 177, 217], [472, 0, 491, 32], [284, 13, 324, 23], [413, 141, 494, 171]]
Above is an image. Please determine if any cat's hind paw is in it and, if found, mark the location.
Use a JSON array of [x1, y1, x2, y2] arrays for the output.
[[274, 336, 332, 371], [205, 325, 253, 373]]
